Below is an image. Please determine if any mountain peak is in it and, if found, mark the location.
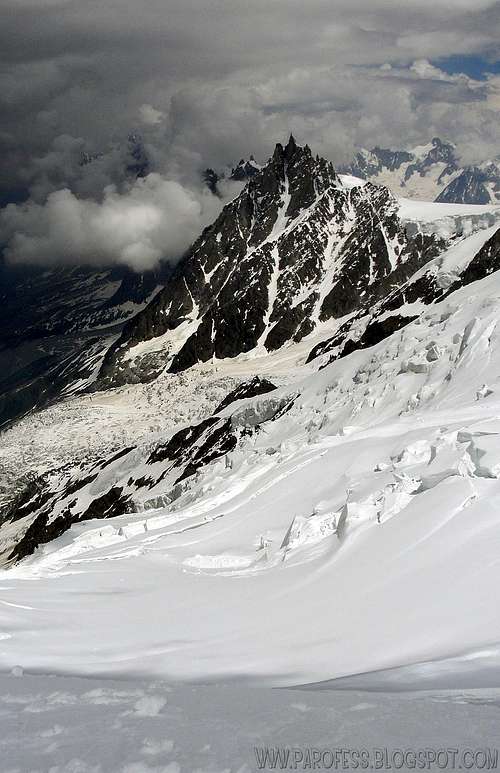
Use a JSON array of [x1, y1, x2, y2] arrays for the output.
[[272, 135, 312, 166], [284, 133, 298, 160], [95, 136, 444, 390]]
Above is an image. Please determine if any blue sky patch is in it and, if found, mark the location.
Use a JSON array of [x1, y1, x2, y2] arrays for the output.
[[433, 55, 500, 81]]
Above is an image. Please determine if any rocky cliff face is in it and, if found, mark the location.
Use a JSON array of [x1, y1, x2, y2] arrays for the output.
[[435, 167, 500, 205], [95, 137, 442, 388], [307, 225, 500, 368]]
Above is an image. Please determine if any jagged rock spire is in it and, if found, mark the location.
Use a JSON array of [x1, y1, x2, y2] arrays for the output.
[[272, 134, 299, 164], [284, 133, 297, 161]]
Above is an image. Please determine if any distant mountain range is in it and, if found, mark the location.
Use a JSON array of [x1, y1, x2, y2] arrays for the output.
[[78, 131, 500, 207], [340, 137, 500, 205]]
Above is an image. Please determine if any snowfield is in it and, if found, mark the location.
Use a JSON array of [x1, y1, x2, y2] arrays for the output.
[[0, 331, 318, 500], [397, 198, 500, 242], [3, 183, 500, 771], [3, 247, 500, 689], [2, 672, 500, 773]]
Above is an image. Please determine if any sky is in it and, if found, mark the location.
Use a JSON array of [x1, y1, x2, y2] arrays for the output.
[[0, 0, 499, 270], [435, 54, 500, 80]]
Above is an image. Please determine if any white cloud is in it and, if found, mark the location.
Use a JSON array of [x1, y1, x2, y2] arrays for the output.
[[410, 59, 452, 81], [0, 174, 224, 271], [139, 104, 165, 126]]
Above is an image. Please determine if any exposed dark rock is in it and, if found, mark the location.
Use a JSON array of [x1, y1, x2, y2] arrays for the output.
[[9, 513, 62, 563], [214, 377, 277, 414], [308, 313, 417, 367], [94, 446, 137, 471], [63, 472, 99, 499], [8, 486, 132, 563], [270, 397, 296, 421], [333, 315, 418, 364], [134, 475, 155, 489], [95, 140, 443, 390], [404, 137, 457, 182], [265, 296, 317, 351], [436, 168, 491, 205], [147, 416, 239, 485], [202, 156, 261, 195], [203, 168, 221, 195], [79, 486, 131, 521], [307, 228, 500, 369], [147, 417, 220, 465], [230, 156, 261, 181], [175, 419, 238, 484], [307, 318, 356, 363], [1, 475, 52, 526]]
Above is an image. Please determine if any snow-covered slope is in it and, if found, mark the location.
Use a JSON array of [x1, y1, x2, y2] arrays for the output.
[[3, 138, 500, 691], [342, 137, 500, 205], [2, 228, 500, 686]]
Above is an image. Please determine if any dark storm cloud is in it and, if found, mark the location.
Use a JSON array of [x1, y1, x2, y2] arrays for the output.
[[1, 0, 499, 269]]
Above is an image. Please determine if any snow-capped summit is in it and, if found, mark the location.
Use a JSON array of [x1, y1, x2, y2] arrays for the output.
[[342, 137, 500, 205], [229, 154, 262, 181], [202, 154, 262, 194]]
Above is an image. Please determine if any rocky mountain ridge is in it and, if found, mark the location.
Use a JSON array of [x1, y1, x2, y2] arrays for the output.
[[95, 136, 444, 389]]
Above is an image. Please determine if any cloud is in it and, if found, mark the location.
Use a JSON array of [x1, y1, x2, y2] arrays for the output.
[[139, 104, 165, 126], [0, 174, 226, 271], [0, 0, 499, 269]]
